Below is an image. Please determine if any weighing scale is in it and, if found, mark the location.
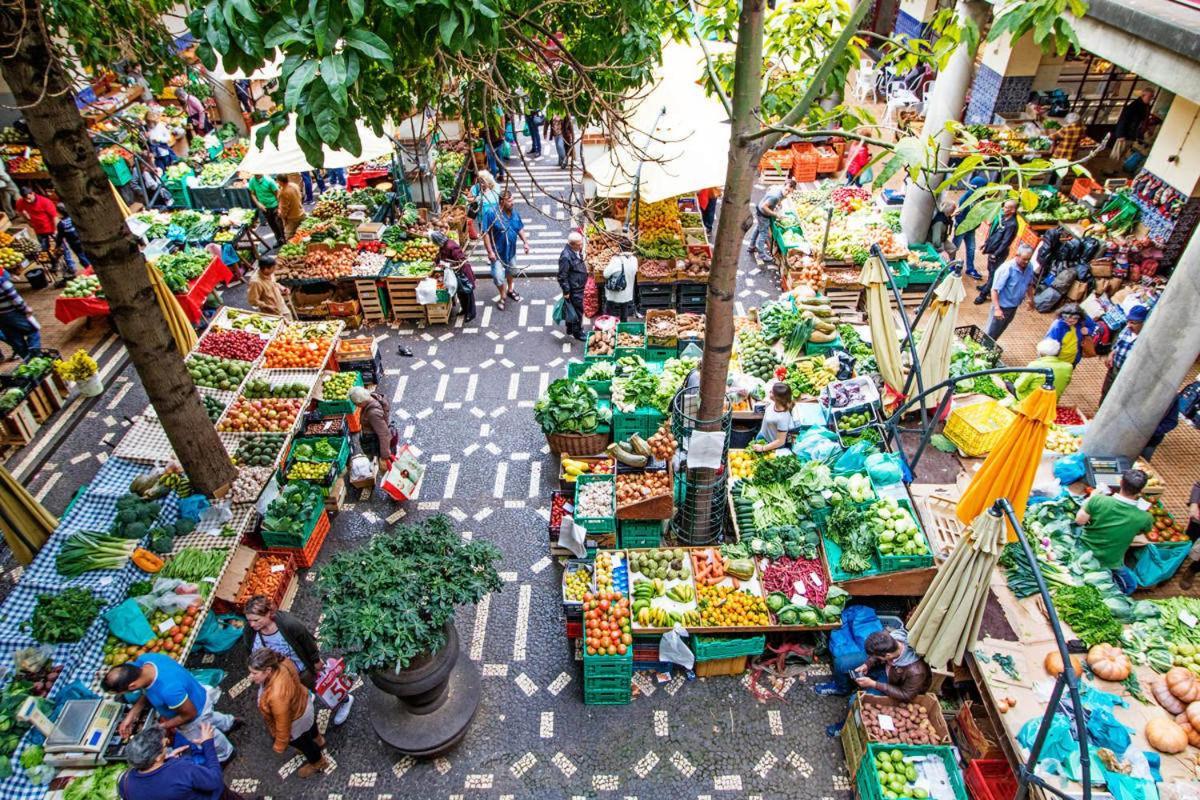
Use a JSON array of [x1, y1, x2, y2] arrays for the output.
[[18, 696, 130, 768], [1083, 455, 1134, 490]]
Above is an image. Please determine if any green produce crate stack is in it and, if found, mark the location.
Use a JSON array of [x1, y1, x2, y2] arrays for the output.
[[691, 634, 766, 661], [874, 497, 933, 573], [573, 473, 616, 534], [619, 519, 664, 549], [613, 408, 665, 444], [904, 243, 946, 285], [260, 485, 329, 549], [644, 346, 675, 364], [315, 372, 364, 416], [101, 158, 132, 187], [615, 322, 647, 360], [582, 627, 632, 705], [566, 360, 612, 397], [856, 745, 967, 800]]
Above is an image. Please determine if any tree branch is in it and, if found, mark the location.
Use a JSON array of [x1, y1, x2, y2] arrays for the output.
[[688, 0, 732, 119]]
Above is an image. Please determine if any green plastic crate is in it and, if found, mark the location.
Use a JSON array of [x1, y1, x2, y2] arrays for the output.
[[583, 626, 633, 676], [567, 360, 613, 397], [287, 435, 350, 471], [822, 532, 881, 582], [583, 681, 632, 705], [905, 243, 946, 285], [315, 371, 363, 415], [260, 486, 328, 548], [645, 346, 675, 364], [691, 634, 767, 661], [857, 745, 967, 800], [101, 158, 132, 187], [574, 473, 616, 534], [620, 519, 664, 548], [583, 332, 616, 363], [875, 498, 933, 573]]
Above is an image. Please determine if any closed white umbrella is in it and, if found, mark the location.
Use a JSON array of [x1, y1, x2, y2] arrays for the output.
[[860, 255, 905, 392]]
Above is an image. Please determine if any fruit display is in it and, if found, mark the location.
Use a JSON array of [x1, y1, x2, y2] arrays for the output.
[[873, 498, 927, 558], [679, 254, 711, 281], [354, 251, 388, 276], [312, 192, 349, 219], [299, 248, 356, 280], [321, 372, 358, 401], [594, 551, 616, 593], [564, 563, 592, 602], [550, 491, 567, 530], [615, 471, 671, 508], [729, 450, 756, 481], [830, 186, 871, 214], [389, 238, 439, 262], [736, 328, 779, 381], [1045, 426, 1082, 455], [287, 461, 330, 481], [263, 335, 332, 369], [217, 397, 303, 432], [637, 257, 678, 279], [200, 393, 226, 422], [102, 600, 202, 666], [868, 749, 928, 798], [560, 457, 613, 484], [241, 377, 308, 399], [786, 356, 838, 397], [1149, 502, 1188, 543], [576, 479, 614, 518], [1054, 407, 1085, 426], [186, 354, 252, 390], [582, 589, 632, 657], [262, 482, 324, 533], [587, 328, 614, 357], [633, 199, 682, 244], [60, 274, 103, 299], [196, 329, 267, 362], [860, 701, 945, 745], [7, 152, 44, 173], [585, 232, 620, 276], [647, 424, 676, 460], [696, 583, 769, 627], [232, 433, 287, 467], [223, 309, 278, 332], [0, 247, 21, 270], [631, 564, 700, 629]]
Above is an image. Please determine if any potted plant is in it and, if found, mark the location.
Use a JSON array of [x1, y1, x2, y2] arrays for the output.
[[53, 349, 101, 397], [318, 515, 501, 757]]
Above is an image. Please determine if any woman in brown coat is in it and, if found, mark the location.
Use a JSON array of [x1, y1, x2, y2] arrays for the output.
[[349, 385, 395, 469], [248, 648, 329, 779]]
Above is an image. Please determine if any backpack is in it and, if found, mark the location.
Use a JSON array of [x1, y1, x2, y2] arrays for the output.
[[605, 258, 628, 293]]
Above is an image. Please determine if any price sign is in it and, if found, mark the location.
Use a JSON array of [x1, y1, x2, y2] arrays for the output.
[[157, 618, 176, 633], [878, 714, 896, 732]]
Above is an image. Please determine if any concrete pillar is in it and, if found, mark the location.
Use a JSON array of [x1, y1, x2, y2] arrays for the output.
[[212, 80, 247, 135], [900, 0, 989, 244], [894, 0, 938, 38], [1082, 230, 1200, 457], [964, 32, 1043, 124]]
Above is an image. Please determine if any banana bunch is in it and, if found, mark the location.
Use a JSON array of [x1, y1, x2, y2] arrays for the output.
[[791, 357, 837, 394], [635, 605, 702, 628], [667, 583, 694, 603], [157, 470, 192, 498], [633, 579, 666, 600]]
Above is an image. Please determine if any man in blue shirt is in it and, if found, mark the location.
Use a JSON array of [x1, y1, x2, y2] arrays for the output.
[[481, 191, 529, 311], [103, 653, 238, 762], [984, 243, 1035, 341]]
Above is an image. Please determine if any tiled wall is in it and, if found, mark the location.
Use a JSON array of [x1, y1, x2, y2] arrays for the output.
[[893, 10, 925, 39], [966, 65, 1034, 123]]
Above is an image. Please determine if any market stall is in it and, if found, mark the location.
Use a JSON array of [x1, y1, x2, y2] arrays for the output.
[[53, 253, 232, 325]]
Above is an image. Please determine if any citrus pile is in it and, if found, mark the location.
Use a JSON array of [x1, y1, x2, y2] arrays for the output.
[[263, 335, 332, 369], [697, 584, 770, 627]]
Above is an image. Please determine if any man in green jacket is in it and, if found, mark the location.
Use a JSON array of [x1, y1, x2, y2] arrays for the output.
[[1076, 470, 1153, 594], [247, 173, 285, 246]]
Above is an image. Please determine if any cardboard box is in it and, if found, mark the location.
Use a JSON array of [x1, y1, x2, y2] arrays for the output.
[[213, 545, 257, 610]]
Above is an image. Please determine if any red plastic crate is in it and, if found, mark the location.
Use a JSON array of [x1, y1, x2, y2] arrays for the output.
[[565, 619, 582, 639], [264, 510, 330, 568], [1070, 177, 1101, 200], [965, 759, 1017, 800]]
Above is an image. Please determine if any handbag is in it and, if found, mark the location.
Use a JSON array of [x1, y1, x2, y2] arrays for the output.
[[466, 197, 481, 219]]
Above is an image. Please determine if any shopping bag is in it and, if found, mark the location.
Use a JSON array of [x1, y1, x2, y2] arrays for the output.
[[348, 454, 375, 488], [380, 444, 424, 501], [103, 599, 156, 646], [1132, 541, 1192, 588], [315, 658, 354, 709], [194, 613, 245, 654], [556, 515, 586, 558], [415, 277, 439, 305], [659, 624, 695, 669], [442, 266, 458, 295], [562, 298, 580, 324], [552, 297, 567, 324]]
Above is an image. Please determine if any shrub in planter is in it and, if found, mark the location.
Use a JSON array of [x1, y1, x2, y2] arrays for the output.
[[318, 514, 501, 756]]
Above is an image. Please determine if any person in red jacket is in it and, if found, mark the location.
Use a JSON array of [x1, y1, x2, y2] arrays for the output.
[[845, 143, 872, 186], [15, 188, 58, 253]]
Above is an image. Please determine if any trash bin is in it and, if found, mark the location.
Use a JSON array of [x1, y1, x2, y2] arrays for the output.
[[25, 268, 48, 290]]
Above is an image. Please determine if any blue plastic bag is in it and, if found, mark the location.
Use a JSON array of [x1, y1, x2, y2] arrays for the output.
[[865, 452, 904, 487], [1053, 453, 1088, 485], [177, 494, 210, 521], [1086, 705, 1131, 754], [194, 613, 245, 654], [103, 598, 155, 646], [834, 442, 878, 474], [189, 668, 226, 688], [829, 605, 882, 693], [792, 427, 839, 463], [1132, 541, 1192, 588]]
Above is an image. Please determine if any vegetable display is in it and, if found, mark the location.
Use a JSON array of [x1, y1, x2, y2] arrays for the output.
[[28, 588, 103, 643], [1052, 584, 1125, 646], [233, 433, 287, 467], [186, 353, 252, 390], [154, 250, 213, 293], [263, 482, 325, 532], [534, 379, 608, 435], [860, 700, 944, 745], [576, 479, 614, 519], [56, 531, 139, 576], [584, 589, 633, 656], [237, 554, 293, 603], [196, 328, 266, 361], [161, 548, 229, 584]]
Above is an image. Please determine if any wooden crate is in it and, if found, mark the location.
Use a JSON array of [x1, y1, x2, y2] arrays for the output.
[[325, 473, 347, 512], [26, 383, 59, 422], [425, 301, 453, 325], [385, 277, 426, 322], [0, 402, 37, 446], [352, 278, 386, 322], [694, 655, 748, 677]]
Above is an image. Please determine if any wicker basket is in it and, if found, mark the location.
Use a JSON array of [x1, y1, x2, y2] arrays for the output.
[[547, 431, 611, 456]]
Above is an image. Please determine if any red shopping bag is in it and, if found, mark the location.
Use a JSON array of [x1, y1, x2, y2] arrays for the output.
[[380, 444, 424, 501]]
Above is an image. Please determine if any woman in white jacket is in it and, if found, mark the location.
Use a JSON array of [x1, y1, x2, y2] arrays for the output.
[[602, 238, 639, 321]]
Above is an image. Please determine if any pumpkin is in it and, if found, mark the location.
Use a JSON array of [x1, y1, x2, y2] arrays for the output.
[[1187, 701, 1200, 731], [1086, 644, 1131, 682], [1166, 667, 1200, 703], [1176, 715, 1200, 749], [1154, 678, 1187, 715], [1145, 718, 1189, 754], [1044, 651, 1083, 678]]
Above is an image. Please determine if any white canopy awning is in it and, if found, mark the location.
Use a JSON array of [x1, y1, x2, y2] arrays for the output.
[[236, 115, 395, 175], [588, 43, 732, 203], [206, 51, 284, 82]]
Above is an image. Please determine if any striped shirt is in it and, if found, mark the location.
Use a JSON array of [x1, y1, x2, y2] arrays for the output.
[[1111, 326, 1138, 370], [0, 269, 29, 315]]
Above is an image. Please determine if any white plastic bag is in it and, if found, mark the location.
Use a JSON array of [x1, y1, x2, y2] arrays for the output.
[[556, 515, 586, 559], [416, 277, 439, 305], [349, 454, 375, 483], [659, 624, 695, 669], [442, 266, 458, 295]]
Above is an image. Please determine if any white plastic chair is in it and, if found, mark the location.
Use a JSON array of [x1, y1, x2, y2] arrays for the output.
[[854, 66, 879, 104], [883, 83, 920, 126]]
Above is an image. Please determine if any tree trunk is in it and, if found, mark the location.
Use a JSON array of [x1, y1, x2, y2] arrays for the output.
[[0, 0, 236, 495], [698, 0, 766, 424]]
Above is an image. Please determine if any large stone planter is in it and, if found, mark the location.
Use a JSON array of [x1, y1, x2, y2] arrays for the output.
[[366, 621, 481, 758]]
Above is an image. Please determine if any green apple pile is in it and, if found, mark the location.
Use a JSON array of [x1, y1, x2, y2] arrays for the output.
[[873, 498, 926, 557], [872, 750, 928, 800]]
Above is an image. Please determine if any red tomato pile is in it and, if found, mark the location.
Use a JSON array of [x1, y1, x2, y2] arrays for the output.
[[583, 590, 632, 656], [1054, 407, 1085, 426], [197, 329, 267, 362], [550, 493, 567, 529], [358, 240, 384, 253]]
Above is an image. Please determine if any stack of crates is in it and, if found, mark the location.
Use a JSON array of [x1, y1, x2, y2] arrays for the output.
[[612, 408, 664, 444], [636, 283, 673, 311], [677, 283, 707, 315], [690, 635, 766, 677], [583, 628, 633, 705]]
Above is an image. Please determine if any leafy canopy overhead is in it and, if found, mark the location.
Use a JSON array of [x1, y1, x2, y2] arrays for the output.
[[188, 0, 689, 165]]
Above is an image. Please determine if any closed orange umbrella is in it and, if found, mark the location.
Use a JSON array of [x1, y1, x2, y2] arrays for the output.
[[956, 385, 1056, 539]]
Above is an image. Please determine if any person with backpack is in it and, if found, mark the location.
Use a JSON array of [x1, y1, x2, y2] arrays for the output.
[[431, 230, 476, 324], [602, 238, 638, 321]]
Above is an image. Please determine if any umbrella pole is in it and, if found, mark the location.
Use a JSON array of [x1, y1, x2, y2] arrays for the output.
[[995, 498, 1091, 800]]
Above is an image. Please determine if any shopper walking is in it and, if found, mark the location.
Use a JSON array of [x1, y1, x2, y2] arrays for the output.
[[984, 242, 1036, 341], [524, 108, 543, 157], [1100, 304, 1147, 402], [246, 257, 293, 320], [467, 170, 500, 227], [247, 173, 285, 245], [558, 230, 588, 341], [1110, 88, 1154, 162], [749, 177, 795, 265], [248, 649, 329, 780], [277, 175, 305, 240], [431, 230, 476, 324], [698, 187, 721, 235], [602, 238, 638, 321], [481, 190, 529, 310], [349, 386, 397, 471], [103, 655, 238, 763], [973, 199, 1019, 303], [117, 723, 247, 800], [175, 89, 210, 134], [0, 269, 40, 359], [53, 203, 89, 278], [547, 117, 569, 168], [15, 187, 58, 254], [1044, 303, 1095, 367]]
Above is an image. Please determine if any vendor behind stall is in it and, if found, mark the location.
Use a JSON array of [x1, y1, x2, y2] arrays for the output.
[[751, 382, 797, 455], [1075, 469, 1153, 594]]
